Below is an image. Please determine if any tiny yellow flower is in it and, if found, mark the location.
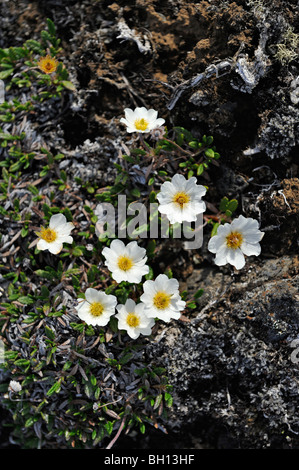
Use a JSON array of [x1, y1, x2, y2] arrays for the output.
[[37, 54, 59, 74]]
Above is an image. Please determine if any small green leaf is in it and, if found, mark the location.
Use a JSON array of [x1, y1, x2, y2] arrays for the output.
[[197, 163, 204, 176], [61, 81, 76, 91], [46, 18, 56, 36], [188, 141, 199, 149], [205, 148, 214, 158], [227, 199, 238, 213], [153, 393, 163, 410], [211, 222, 220, 237], [0, 69, 13, 80], [130, 188, 140, 198], [194, 288, 204, 299], [47, 379, 61, 396], [45, 325, 55, 341], [18, 296, 34, 305], [145, 266, 154, 280], [219, 197, 229, 213]]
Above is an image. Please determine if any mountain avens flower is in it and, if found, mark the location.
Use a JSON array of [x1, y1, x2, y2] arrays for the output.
[[102, 239, 149, 283], [120, 107, 165, 133], [157, 174, 206, 224], [75, 288, 117, 326], [9, 380, 22, 393], [140, 274, 186, 322], [116, 299, 155, 339], [208, 215, 264, 270], [37, 54, 59, 74], [36, 213, 74, 254]]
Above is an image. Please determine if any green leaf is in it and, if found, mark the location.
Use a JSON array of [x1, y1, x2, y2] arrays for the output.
[[145, 266, 154, 280], [45, 325, 55, 341], [72, 246, 83, 256], [227, 199, 238, 213], [46, 18, 56, 37], [206, 136, 214, 146], [194, 288, 204, 299], [17, 296, 34, 305], [211, 222, 220, 237], [205, 148, 214, 158], [153, 393, 163, 410], [197, 163, 204, 176], [61, 81, 76, 91], [146, 239, 156, 256], [35, 269, 57, 280], [90, 375, 97, 386], [130, 188, 140, 198], [188, 141, 199, 149], [0, 69, 13, 80], [140, 423, 146, 434], [219, 197, 229, 213], [25, 417, 36, 428], [109, 316, 118, 334], [164, 392, 173, 407], [47, 379, 61, 396], [173, 127, 194, 143]]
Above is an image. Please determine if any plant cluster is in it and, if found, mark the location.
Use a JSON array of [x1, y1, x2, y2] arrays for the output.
[[0, 20, 264, 449]]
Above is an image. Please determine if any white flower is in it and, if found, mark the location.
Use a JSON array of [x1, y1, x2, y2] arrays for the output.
[[116, 299, 155, 339], [9, 380, 22, 393], [208, 215, 264, 270], [36, 213, 74, 254], [120, 107, 165, 133], [75, 287, 117, 326], [140, 274, 186, 322], [157, 174, 206, 224], [102, 239, 149, 283]]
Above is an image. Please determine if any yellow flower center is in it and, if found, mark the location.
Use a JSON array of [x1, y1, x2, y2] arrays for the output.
[[153, 291, 171, 310], [226, 231, 243, 249], [134, 118, 149, 131], [126, 313, 140, 328], [38, 55, 58, 74], [117, 255, 133, 271], [173, 191, 190, 208], [40, 227, 57, 243], [90, 302, 104, 317]]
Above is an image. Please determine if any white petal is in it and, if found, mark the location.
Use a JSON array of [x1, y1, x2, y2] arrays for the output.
[[171, 173, 187, 190], [243, 230, 264, 244], [58, 235, 73, 244], [85, 288, 100, 303], [49, 213, 67, 229], [226, 248, 245, 269], [123, 108, 135, 122], [214, 247, 229, 266], [208, 234, 226, 253], [148, 118, 165, 130], [154, 274, 171, 291], [124, 298, 136, 312], [48, 241, 63, 254], [36, 239, 49, 251], [241, 242, 261, 256], [146, 109, 158, 121]]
